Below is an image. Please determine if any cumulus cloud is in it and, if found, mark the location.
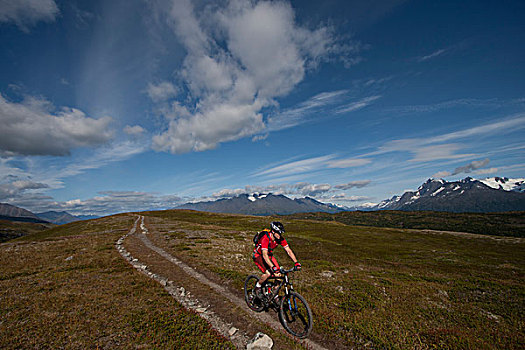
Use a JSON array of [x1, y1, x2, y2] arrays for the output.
[[0, 179, 49, 200], [212, 188, 247, 198], [124, 125, 145, 136], [0, 0, 59, 31], [452, 158, 490, 175], [146, 81, 178, 102], [152, 0, 358, 154], [0, 94, 113, 156], [292, 182, 332, 196]]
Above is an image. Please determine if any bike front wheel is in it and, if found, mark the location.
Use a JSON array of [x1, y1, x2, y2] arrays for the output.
[[279, 291, 313, 338], [244, 275, 265, 312]]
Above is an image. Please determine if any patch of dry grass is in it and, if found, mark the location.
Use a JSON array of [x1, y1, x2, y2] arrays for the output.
[[0, 220, 53, 242], [144, 209, 525, 349], [0, 215, 234, 349]]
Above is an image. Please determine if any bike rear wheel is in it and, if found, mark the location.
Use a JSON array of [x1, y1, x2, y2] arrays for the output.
[[244, 275, 265, 312], [279, 291, 313, 338]]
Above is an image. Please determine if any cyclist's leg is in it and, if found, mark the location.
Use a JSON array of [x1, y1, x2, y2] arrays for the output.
[[254, 255, 271, 284]]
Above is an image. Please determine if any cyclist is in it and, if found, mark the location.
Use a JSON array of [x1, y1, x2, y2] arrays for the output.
[[253, 221, 301, 299]]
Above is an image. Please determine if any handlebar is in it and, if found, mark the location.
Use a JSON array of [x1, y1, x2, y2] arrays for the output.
[[278, 266, 299, 274]]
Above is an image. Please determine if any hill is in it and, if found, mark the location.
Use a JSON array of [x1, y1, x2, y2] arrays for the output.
[[0, 203, 47, 223], [1, 210, 524, 349], [0, 219, 54, 242]]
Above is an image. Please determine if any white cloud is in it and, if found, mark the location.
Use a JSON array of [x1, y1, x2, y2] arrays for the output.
[[416, 48, 447, 62], [368, 114, 525, 162], [146, 81, 178, 102], [474, 167, 498, 175], [335, 95, 381, 114], [212, 188, 247, 198], [254, 155, 335, 178], [327, 158, 371, 168], [292, 182, 332, 196], [432, 170, 451, 178], [152, 0, 359, 154], [253, 154, 373, 179], [0, 179, 49, 201], [124, 125, 146, 136], [266, 90, 349, 132], [0, 94, 113, 156], [252, 133, 268, 142], [0, 0, 59, 31], [325, 194, 371, 202], [388, 98, 506, 114], [410, 144, 473, 162]]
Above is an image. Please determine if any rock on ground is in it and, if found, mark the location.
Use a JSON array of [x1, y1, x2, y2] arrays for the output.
[[246, 332, 273, 350]]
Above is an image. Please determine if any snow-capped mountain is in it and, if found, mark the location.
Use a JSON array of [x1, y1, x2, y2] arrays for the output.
[[177, 193, 343, 216], [368, 177, 525, 213], [479, 177, 525, 193]]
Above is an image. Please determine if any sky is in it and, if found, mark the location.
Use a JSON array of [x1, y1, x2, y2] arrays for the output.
[[0, 0, 524, 215]]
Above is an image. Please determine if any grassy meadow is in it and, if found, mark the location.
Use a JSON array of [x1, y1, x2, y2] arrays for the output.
[[0, 209, 523, 349], [0, 215, 234, 349], [283, 210, 525, 237], [142, 209, 525, 349], [0, 219, 53, 243]]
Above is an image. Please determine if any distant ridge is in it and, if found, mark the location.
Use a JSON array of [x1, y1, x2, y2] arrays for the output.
[[36, 211, 81, 225], [36, 211, 100, 225], [177, 193, 343, 216]]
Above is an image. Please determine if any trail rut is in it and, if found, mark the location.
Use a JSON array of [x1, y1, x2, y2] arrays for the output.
[[116, 216, 328, 350]]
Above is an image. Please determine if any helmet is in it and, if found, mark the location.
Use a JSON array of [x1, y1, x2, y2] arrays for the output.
[[270, 221, 285, 234]]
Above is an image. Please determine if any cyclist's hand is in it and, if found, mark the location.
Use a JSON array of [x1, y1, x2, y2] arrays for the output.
[[271, 266, 280, 274], [294, 262, 302, 271]]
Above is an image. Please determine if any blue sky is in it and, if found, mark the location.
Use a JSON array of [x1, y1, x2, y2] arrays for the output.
[[0, 0, 524, 215]]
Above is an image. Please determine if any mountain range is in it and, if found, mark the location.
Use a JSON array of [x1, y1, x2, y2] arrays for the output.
[[177, 193, 343, 215], [177, 177, 525, 215], [363, 177, 525, 213], [0, 204, 99, 225], [1, 177, 524, 222]]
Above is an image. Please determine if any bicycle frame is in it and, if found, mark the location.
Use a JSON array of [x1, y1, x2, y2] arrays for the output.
[[264, 267, 295, 305]]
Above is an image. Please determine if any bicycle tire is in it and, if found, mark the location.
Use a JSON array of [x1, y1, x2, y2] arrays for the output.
[[279, 291, 313, 338], [244, 275, 265, 312]]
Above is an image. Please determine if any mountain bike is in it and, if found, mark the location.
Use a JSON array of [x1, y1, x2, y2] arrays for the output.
[[244, 267, 313, 339]]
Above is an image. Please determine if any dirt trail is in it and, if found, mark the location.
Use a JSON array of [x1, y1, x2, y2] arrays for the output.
[[116, 216, 327, 350]]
